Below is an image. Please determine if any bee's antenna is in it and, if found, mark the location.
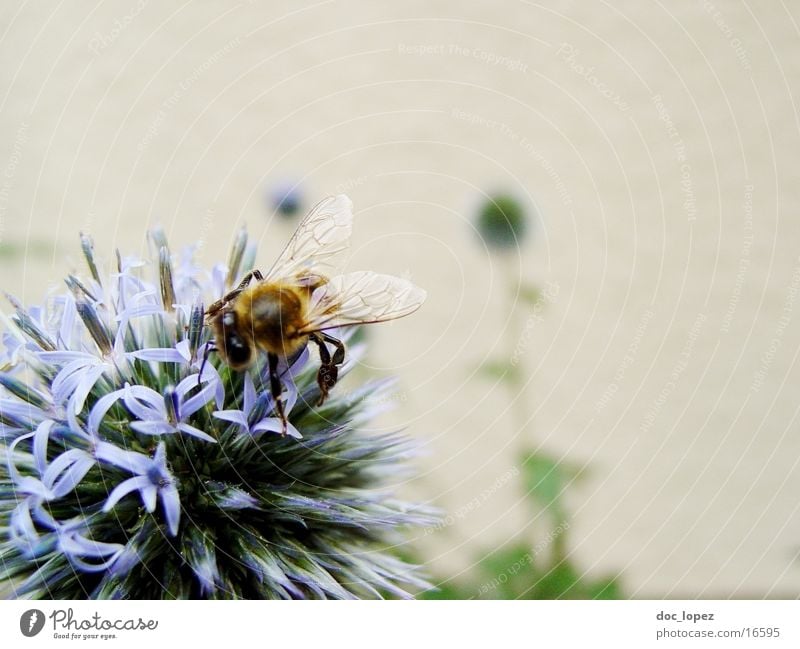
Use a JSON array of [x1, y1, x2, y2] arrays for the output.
[[198, 340, 217, 387]]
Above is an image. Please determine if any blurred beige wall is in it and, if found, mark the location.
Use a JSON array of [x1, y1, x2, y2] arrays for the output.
[[1, 0, 799, 596]]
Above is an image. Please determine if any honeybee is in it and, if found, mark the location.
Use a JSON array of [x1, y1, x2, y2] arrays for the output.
[[204, 194, 426, 434]]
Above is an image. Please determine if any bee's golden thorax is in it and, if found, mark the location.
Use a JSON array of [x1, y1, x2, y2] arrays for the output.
[[233, 282, 310, 357]]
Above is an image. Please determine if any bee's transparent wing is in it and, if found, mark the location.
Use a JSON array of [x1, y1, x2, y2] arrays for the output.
[[264, 194, 354, 282], [300, 271, 426, 333]]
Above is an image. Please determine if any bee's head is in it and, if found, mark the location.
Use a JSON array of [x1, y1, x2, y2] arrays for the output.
[[213, 309, 254, 370]]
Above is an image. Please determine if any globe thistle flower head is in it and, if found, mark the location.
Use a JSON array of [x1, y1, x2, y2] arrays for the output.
[[0, 230, 433, 599], [267, 181, 303, 218], [475, 193, 529, 250]]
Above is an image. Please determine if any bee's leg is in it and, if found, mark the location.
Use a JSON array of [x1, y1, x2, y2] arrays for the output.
[[238, 269, 264, 286], [267, 352, 288, 435], [205, 269, 264, 319], [310, 333, 344, 406], [197, 340, 217, 387], [320, 332, 346, 366]]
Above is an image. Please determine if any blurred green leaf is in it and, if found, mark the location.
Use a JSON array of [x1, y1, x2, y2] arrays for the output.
[[475, 544, 535, 599], [408, 447, 622, 600], [420, 582, 471, 600], [585, 577, 622, 600], [476, 359, 521, 383], [0, 239, 54, 259], [478, 544, 533, 581], [520, 452, 581, 520], [529, 562, 580, 599]]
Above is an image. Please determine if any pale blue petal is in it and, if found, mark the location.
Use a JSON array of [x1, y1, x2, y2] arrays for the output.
[[286, 345, 310, 378], [9, 501, 39, 551], [251, 418, 302, 439], [250, 418, 279, 434], [38, 351, 95, 365], [214, 380, 225, 410], [211, 263, 227, 298], [175, 374, 202, 399], [0, 399, 46, 426], [0, 399, 44, 424], [88, 389, 126, 434], [32, 419, 55, 476], [58, 295, 77, 349], [51, 359, 88, 403], [6, 430, 35, 484], [176, 422, 216, 443], [186, 348, 221, 392], [68, 554, 124, 573], [123, 384, 164, 414], [103, 476, 150, 511], [212, 410, 249, 429], [160, 484, 181, 536], [130, 420, 176, 436], [284, 422, 303, 439], [71, 363, 107, 414], [48, 452, 95, 498], [180, 381, 216, 419], [129, 348, 185, 363], [153, 441, 167, 466], [29, 505, 62, 533], [121, 304, 164, 320], [59, 530, 124, 559], [140, 483, 158, 512], [173, 303, 191, 321], [95, 441, 152, 474], [112, 320, 128, 359], [53, 372, 83, 406], [0, 422, 25, 442], [15, 476, 54, 500], [243, 372, 256, 415], [58, 533, 100, 556], [41, 451, 77, 485], [283, 378, 299, 414], [125, 385, 167, 415], [66, 403, 93, 441], [175, 339, 191, 362], [130, 287, 158, 302], [109, 545, 141, 576], [115, 255, 146, 273], [43, 449, 85, 488], [200, 363, 225, 408]]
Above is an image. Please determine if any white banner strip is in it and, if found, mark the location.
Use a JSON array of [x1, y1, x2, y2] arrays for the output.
[[1, 600, 797, 648]]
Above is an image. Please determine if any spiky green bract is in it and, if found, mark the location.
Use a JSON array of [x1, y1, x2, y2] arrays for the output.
[[0, 231, 434, 599]]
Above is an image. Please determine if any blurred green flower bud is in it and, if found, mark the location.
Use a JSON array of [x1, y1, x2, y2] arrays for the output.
[[475, 194, 528, 249]]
